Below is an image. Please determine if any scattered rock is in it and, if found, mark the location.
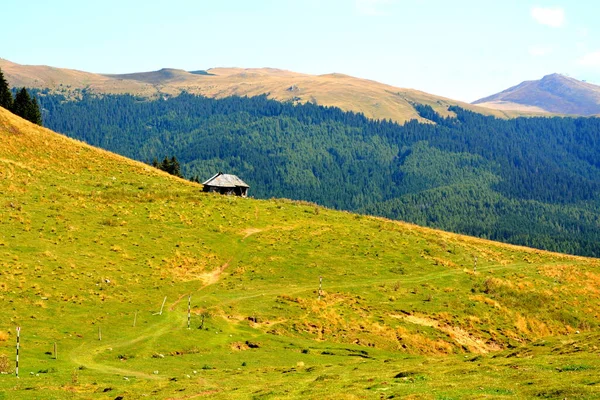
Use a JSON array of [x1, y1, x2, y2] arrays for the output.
[[394, 371, 417, 378]]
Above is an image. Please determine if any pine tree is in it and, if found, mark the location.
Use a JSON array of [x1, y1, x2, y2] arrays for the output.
[[12, 88, 42, 125], [169, 156, 182, 177], [0, 68, 12, 110], [28, 95, 42, 125], [160, 156, 170, 173], [154, 155, 183, 178], [12, 88, 31, 119]]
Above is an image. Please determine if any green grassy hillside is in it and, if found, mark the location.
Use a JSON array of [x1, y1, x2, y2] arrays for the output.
[[1, 107, 599, 399]]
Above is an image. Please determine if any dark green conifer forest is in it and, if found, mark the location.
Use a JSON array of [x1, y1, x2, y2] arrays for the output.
[[35, 91, 600, 256], [0, 68, 42, 125]]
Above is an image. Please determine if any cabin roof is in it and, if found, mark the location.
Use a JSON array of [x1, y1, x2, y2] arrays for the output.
[[203, 172, 249, 188]]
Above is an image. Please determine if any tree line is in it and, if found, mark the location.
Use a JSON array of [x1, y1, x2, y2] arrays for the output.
[[0, 68, 42, 125], [34, 90, 600, 256]]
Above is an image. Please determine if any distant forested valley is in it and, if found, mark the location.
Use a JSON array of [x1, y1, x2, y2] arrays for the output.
[[36, 91, 600, 256]]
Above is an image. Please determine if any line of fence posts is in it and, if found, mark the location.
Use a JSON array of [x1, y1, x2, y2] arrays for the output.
[[13, 294, 204, 377]]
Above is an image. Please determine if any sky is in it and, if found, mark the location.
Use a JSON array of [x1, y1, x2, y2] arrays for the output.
[[2, 0, 600, 102]]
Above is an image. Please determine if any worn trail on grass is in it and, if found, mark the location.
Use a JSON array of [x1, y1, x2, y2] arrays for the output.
[[213, 261, 522, 307], [169, 258, 234, 310], [74, 254, 235, 378], [69, 314, 176, 380], [67, 224, 528, 380]]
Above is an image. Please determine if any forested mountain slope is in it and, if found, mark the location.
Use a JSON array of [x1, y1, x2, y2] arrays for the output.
[[38, 93, 600, 256]]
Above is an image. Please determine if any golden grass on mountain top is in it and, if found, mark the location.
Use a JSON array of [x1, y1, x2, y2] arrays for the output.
[[1, 58, 537, 124]]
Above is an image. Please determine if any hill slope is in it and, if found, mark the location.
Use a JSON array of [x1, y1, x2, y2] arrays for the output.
[[474, 73, 600, 115], [39, 93, 600, 257], [1, 107, 599, 399], [1, 58, 529, 123]]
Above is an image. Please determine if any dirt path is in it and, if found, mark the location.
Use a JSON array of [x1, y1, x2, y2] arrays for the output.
[[70, 253, 234, 380], [198, 258, 232, 285], [69, 317, 174, 380], [241, 228, 262, 240], [169, 258, 233, 310], [67, 236, 514, 380]]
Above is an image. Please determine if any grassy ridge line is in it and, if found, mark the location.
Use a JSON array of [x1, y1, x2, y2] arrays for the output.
[[1, 107, 599, 398], [0, 58, 539, 124], [0, 106, 195, 186]]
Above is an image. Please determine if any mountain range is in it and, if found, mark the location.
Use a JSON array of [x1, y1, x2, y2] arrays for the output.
[[0, 58, 529, 124], [5, 59, 600, 118]]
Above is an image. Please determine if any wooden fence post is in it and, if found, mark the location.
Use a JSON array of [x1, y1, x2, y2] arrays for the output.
[[15, 327, 20, 378]]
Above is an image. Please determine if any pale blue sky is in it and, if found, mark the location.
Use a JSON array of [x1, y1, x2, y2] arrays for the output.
[[2, 0, 599, 101]]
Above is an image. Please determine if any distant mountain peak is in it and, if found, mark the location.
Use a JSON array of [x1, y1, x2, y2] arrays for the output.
[[473, 74, 600, 116]]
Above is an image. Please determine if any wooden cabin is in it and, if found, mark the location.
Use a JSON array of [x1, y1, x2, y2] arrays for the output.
[[202, 172, 249, 197]]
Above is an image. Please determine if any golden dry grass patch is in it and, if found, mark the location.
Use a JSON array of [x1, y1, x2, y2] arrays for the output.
[[160, 250, 224, 282], [392, 313, 500, 353]]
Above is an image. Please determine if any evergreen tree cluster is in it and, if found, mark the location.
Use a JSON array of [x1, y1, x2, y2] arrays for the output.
[[151, 156, 183, 178], [36, 91, 600, 257], [0, 68, 42, 125]]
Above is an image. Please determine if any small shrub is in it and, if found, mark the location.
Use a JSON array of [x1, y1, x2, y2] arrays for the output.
[[0, 331, 9, 341], [100, 218, 119, 227], [560, 364, 593, 372], [0, 354, 10, 373]]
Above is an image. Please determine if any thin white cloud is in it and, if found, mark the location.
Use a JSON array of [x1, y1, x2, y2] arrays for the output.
[[578, 51, 600, 67], [577, 27, 589, 38], [529, 45, 553, 56], [355, 0, 393, 16], [531, 7, 565, 28]]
